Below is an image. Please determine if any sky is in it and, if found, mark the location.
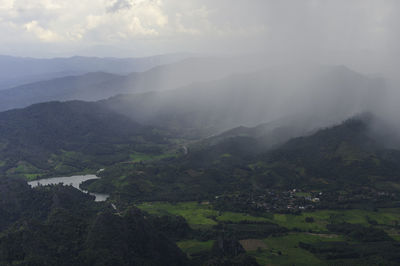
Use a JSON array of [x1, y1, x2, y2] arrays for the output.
[[0, 0, 399, 65]]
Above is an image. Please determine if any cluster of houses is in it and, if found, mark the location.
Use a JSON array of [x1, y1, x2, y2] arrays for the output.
[[213, 187, 400, 213], [213, 189, 323, 213]]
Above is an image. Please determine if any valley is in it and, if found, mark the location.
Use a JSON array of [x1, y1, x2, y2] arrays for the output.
[[0, 58, 399, 266], [2, 1, 400, 265]]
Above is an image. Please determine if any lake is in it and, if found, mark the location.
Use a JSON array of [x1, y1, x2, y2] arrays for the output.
[[28, 174, 109, 202]]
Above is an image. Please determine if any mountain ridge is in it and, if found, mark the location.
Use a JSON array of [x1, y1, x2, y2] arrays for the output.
[[0, 56, 262, 112]]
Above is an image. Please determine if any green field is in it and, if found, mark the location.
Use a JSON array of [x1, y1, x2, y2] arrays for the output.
[[5, 161, 46, 180], [130, 151, 177, 163], [137, 202, 219, 228], [177, 240, 214, 257], [272, 208, 400, 232], [23, 173, 45, 181], [137, 201, 400, 240], [216, 211, 273, 223], [139, 201, 400, 265], [137, 202, 282, 228], [249, 233, 345, 266], [138, 201, 399, 227], [176, 233, 347, 266]]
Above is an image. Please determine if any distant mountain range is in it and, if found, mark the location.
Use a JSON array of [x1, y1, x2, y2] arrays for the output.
[[0, 54, 189, 90], [0, 56, 263, 111]]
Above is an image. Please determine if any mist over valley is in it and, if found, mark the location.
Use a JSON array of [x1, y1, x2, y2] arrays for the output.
[[0, 1, 400, 265]]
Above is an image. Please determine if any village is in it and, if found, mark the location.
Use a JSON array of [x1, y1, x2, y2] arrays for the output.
[[212, 187, 400, 214]]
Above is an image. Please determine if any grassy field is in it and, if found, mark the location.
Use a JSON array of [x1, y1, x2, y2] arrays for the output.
[[216, 211, 273, 223], [139, 202, 400, 265], [129, 151, 177, 163], [137, 202, 282, 228], [176, 233, 346, 265], [137, 202, 219, 228], [249, 233, 345, 266], [177, 240, 214, 257], [5, 161, 46, 180], [23, 173, 45, 180], [272, 208, 400, 232], [138, 201, 400, 231]]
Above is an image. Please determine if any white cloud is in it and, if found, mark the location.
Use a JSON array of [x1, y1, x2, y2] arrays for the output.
[[1, 0, 170, 44], [0, 0, 270, 45], [0, 0, 14, 9], [0, 0, 399, 58], [24, 20, 62, 42]]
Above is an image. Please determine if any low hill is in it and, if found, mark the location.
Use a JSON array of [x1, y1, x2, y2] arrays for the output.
[[0, 100, 168, 178]]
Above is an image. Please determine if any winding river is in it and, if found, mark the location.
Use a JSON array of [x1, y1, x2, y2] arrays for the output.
[[28, 174, 109, 202]]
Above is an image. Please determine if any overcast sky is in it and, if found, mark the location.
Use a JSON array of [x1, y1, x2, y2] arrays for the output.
[[0, 0, 399, 63]]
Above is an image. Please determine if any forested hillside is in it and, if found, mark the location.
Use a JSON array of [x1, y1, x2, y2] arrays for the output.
[[0, 178, 189, 266], [0, 101, 170, 179]]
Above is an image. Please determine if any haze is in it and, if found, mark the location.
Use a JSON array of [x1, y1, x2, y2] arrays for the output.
[[1, 0, 400, 139]]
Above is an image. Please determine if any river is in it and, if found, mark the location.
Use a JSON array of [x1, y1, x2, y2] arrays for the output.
[[28, 174, 109, 202]]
